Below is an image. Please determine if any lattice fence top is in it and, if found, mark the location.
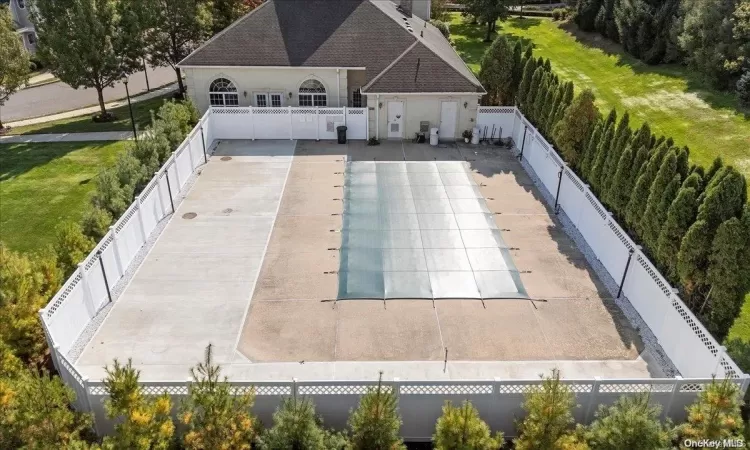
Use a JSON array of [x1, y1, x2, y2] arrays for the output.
[[607, 221, 635, 252], [114, 204, 139, 233], [478, 107, 515, 114], [564, 170, 585, 192], [400, 384, 492, 395], [585, 192, 607, 220]]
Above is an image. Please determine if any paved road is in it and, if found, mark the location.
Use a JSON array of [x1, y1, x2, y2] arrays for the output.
[[1, 66, 178, 122], [0, 131, 134, 143]]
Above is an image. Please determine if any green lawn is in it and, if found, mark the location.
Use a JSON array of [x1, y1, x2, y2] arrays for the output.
[[7, 93, 175, 135], [0, 141, 128, 253], [450, 14, 750, 194]]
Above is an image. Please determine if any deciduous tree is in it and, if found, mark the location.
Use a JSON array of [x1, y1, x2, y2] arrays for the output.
[[433, 400, 504, 450], [460, 0, 510, 42], [211, 0, 261, 34], [0, 6, 29, 130], [552, 89, 599, 168]]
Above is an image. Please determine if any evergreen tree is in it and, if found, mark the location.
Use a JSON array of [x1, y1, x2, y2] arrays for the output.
[[511, 40, 524, 101], [678, 378, 744, 446], [585, 393, 674, 450], [180, 344, 258, 450], [605, 145, 635, 215], [532, 74, 551, 126], [348, 372, 405, 450], [102, 359, 175, 450], [682, 171, 704, 194], [589, 124, 616, 194], [695, 168, 746, 229], [656, 187, 699, 281], [524, 67, 545, 121], [543, 58, 552, 72], [54, 221, 95, 276], [677, 219, 713, 302], [539, 80, 559, 135], [258, 394, 345, 450], [517, 57, 536, 107], [624, 144, 669, 233], [600, 112, 631, 196], [640, 152, 679, 251], [479, 35, 515, 105], [433, 401, 504, 450], [551, 82, 574, 127], [626, 144, 651, 192], [514, 370, 578, 450], [0, 6, 29, 130], [576, 0, 603, 31], [552, 89, 599, 168], [603, 108, 618, 129], [705, 213, 750, 338], [580, 121, 604, 178], [705, 157, 724, 186], [543, 85, 562, 136]]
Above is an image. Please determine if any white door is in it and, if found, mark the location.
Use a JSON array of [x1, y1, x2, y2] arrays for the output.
[[387, 101, 404, 139], [439, 101, 458, 139]]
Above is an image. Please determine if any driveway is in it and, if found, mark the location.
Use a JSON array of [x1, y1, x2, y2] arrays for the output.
[[1, 66, 177, 122]]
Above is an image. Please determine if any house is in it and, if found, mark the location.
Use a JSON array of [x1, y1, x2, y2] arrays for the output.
[[1, 0, 37, 53], [178, 0, 485, 140]]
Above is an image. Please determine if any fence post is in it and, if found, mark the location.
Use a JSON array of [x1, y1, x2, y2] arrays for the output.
[[316, 107, 320, 141], [135, 195, 147, 241], [250, 107, 256, 140], [172, 152, 182, 188], [392, 377, 401, 403], [77, 263, 96, 317], [108, 226, 124, 277], [585, 377, 601, 423], [365, 106, 370, 141], [200, 126, 208, 163], [164, 169, 176, 214], [39, 310, 61, 373], [97, 250, 113, 304], [81, 377, 94, 413], [617, 246, 637, 298], [186, 138, 195, 171], [289, 106, 293, 140], [292, 378, 299, 399], [343, 106, 348, 127], [154, 172, 166, 216], [553, 164, 565, 214], [714, 346, 727, 376], [664, 376, 682, 421], [519, 126, 528, 160]]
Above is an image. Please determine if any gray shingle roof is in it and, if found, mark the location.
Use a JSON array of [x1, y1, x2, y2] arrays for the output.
[[179, 0, 483, 94]]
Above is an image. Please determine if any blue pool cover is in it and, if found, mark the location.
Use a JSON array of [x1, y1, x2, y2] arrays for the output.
[[337, 161, 528, 300]]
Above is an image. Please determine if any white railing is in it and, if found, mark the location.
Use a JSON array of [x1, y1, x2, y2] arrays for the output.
[[477, 106, 744, 380], [210, 106, 368, 141], [39, 110, 215, 360], [74, 376, 748, 439]]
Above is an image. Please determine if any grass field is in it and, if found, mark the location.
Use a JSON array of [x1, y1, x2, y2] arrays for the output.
[[449, 14, 750, 194], [7, 93, 175, 136], [0, 141, 128, 253]]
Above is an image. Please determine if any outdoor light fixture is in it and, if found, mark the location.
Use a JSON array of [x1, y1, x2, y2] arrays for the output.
[[464, 101, 468, 109], [243, 91, 247, 98], [288, 92, 293, 99], [379, 102, 383, 108]]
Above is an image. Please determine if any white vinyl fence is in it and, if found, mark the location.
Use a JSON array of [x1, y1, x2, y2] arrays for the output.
[[41, 106, 749, 441], [210, 106, 368, 141], [477, 106, 744, 380]]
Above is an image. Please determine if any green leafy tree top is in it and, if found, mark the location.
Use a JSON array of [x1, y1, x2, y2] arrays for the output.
[[433, 400, 504, 450], [586, 393, 674, 450], [180, 344, 257, 450], [479, 35, 515, 106], [348, 371, 405, 450], [0, 5, 29, 129], [678, 378, 744, 447], [258, 392, 344, 450], [552, 89, 599, 167]]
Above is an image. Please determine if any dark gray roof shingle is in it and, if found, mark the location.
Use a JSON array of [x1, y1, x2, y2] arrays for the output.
[[179, 0, 483, 93]]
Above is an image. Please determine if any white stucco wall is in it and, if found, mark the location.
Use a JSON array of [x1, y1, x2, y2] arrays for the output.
[[183, 67, 349, 113], [368, 94, 481, 140]]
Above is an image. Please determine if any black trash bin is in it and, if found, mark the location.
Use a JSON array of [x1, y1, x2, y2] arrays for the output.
[[337, 125, 348, 144]]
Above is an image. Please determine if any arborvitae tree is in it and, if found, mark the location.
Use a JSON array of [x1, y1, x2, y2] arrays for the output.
[[676, 147, 690, 179], [543, 86, 562, 136], [552, 82, 575, 127], [552, 90, 599, 168], [682, 171, 704, 193], [695, 168, 746, 229], [179, 344, 257, 450], [678, 378, 744, 446], [348, 372, 405, 450], [532, 75, 551, 126], [580, 121, 604, 178], [576, 0, 603, 30], [517, 57, 536, 107], [543, 58, 552, 72], [433, 400, 504, 450], [603, 109, 618, 130], [524, 67, 545, 121], [705, 157, 724, 186], [677, 219, 713, 302], [627, 145, 651, 192], [585, 393, 674, 450], [0, 369, 93, 449], [102, 359, 175, 450], [258, 394, 346, 450], [640, 152, 679, 250], [606, 145, 635, 214], [656, 187, 699, 281], [600, 112, 631, 195], [479, 35, 515, 105], [514, 370, 579, 450], [705, 214, 750, 338], [539, 80, 559, 135], [511, 41, 524, 100], [630, 122, 652, 152], [589, 124, 616, 194], [624, 144, 669, 233]]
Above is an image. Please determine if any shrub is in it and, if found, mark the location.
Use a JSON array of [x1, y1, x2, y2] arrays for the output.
[[552, 8, 568, 20], [585, 393, 674, 449], [431, 19, 450, 39], [53, 221, 94, 276], [92, 151, 146, 218], [81, 206, 113, 241], [348, 372, 405, 450], [433, 400, 504, 450], [678, 377, 744, 443], [737, 71, 750, 106], [257, 395, 346, 450], [552, 89, 599, 167]]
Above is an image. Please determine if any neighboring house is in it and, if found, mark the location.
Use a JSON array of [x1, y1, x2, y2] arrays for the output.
[[179, 0, 485, 140], [1, 0, 37, 53]]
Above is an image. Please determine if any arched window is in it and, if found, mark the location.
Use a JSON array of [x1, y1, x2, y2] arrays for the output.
[[299, 79, 327, 107], [209, 78, 239, 107]]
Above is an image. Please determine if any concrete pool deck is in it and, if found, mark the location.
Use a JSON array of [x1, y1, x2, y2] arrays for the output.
[[75, 140, 665, 382]]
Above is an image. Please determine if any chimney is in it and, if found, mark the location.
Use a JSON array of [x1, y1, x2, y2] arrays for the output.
[[399, 0, 413, 17]]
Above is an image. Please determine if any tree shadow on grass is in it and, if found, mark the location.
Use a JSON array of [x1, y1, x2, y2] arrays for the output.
[[0, 142, 114, 183]]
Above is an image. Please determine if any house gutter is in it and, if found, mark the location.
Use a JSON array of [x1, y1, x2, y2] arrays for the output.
[[376, 94, 380, 140], [337, 69, 341, 107]]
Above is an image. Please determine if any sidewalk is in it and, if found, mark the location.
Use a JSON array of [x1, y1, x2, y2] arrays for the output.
[[6, 83, 177, 129], [0, 131, 134, 143]]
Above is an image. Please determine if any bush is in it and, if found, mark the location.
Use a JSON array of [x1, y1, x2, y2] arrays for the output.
[[431, 19, 450, 39], [737, 71, 750, 107], [53, 221, 94, 276], [433, 400, 504, 450], [552, 8, 569, 20], [81, 206, 113, 241]]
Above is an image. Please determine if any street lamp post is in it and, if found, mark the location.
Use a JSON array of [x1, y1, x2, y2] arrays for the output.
[[123, 79, 138, 143]]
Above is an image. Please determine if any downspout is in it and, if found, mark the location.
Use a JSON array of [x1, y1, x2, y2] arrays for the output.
[[337, 69, 341, 107], [376, 94, 380, 140]]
